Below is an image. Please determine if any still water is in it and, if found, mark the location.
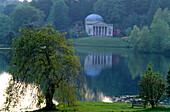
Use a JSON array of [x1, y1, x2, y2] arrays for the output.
[[0, 47, 170, 109], [75, 46, 170, 103]]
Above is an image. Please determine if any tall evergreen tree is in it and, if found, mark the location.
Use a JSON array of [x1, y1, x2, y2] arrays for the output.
[[150, 8, 169, 52]]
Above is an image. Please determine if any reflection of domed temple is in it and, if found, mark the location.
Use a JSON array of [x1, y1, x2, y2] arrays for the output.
[[85, 14, 113, 37], [84, 54, 112, 76]]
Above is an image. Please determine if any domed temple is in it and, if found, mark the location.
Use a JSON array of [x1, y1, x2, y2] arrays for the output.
[[85, 14, 113, 37]]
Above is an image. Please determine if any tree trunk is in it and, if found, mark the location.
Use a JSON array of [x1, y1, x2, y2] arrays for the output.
[[150, 100, 155, 109], [44, 84, 59, 111]]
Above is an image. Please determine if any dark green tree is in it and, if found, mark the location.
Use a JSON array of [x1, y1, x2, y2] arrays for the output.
[[5, 25, 83, 111], [66, 0, 95, 25], [0, 13, 10, 40], [167, 70, 170, 97], [10, 5, 44, 32], [30, 0, 53, 21], [94, 0, 126, 29], [3, 4, 16, 15], [47, 0, 69, 30], [139, 65, 166, 108]]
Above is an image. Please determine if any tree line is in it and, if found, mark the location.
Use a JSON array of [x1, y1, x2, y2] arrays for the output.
[[0, 0, 170, 45], [130, 8, 170, 53]]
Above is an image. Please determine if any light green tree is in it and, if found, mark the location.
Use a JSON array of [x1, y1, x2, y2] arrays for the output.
[[47, 0, 69, 30], [130, 25, 140, 51], [139, 65, 166, 108], [5, 25, 83, 111], [150, 8, 170, 52], [138, 26, 151, 53]]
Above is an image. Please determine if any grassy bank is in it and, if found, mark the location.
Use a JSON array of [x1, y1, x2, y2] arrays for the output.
[[73, 37, 130, 48], [57, 101, 170, 111]]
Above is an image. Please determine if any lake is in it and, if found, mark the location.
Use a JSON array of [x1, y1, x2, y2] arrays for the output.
[[75, 46, 170, 103], [0, 47, 170, 108]]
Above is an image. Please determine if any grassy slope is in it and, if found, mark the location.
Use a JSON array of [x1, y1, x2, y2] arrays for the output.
[[73, 37, 130, 47], [56, 101, 170, 112]]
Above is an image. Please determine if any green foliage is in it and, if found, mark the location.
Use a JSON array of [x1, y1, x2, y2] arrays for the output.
[[126, 27, 132, 36], [0, 4, 5, 12], [47, 0, 69, 30], [130, 8, 170, 53], [6, 25, 83, 110], [0, 13, 10, 40], [130, 25, 140, 50], [69, 24, 88, 38], [10, 5, 45, 32], [121, 37, 131, 42], [138, 26, 151, 53], [139, 65, 166, 108], [69, 29, 78, 38], [167, 70, 170, 97], [150, 8, 170, 52], [3, 4, 16, 15], [94, 0, 126, 29], [30, 0, 53, 21]]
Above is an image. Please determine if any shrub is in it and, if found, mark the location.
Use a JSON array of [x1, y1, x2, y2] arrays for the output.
[[121, 37, 131, 42]]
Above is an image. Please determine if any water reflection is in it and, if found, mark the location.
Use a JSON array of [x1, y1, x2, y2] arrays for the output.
[[84, 54, 120, 76], [76, 47, 170, 103], [84, 54, 112, 76]]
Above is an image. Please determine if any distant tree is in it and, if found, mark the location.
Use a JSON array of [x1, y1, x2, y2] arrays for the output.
[[5, 26, 82, 111], [133, 0, 151, 15], [94, 0, 126, 28], [138, 26, 151, 53], [0, 4, 5, 12], [10, 5, 44, 32], [167, 70, 170, 97], [30, 0, 53, 21], [47, 0, 69, 30], [0, 13, 10, 40], [150, 8, 169, 52], [66, 0, 95, 25], [0, 31, 15, 45], [130, 25, 140, 51], [139, 65, 166, 108], [3, 4, 17, 15]]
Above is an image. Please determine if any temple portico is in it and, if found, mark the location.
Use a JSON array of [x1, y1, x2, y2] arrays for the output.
[[85, 14, 113, 37]]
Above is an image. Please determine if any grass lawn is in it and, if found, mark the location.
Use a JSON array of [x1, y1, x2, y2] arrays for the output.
[[73, 37, 130, 48], [56, 101, 170, 112]]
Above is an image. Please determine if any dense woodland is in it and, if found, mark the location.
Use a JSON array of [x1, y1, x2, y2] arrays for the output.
[[0, 0, 170, 52]]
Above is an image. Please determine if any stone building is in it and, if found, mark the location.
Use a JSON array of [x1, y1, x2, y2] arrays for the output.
[[85, 14, 113, 37]]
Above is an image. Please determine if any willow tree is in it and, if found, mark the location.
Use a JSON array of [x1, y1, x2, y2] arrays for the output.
[[5, 25, 82, 111]]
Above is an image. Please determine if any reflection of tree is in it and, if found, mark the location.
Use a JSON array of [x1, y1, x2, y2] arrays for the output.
[[0, 51, 9, 73], [85, 55, 140, 98], [128, 53, 170, 79]]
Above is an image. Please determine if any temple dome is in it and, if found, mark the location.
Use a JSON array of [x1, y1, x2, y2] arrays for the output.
[[85, 14, 104, 21]]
